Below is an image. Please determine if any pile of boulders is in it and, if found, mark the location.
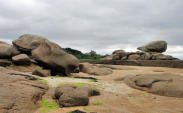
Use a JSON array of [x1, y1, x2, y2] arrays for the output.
[[102, 41, 178, 60], [0, 34, 79, 76]]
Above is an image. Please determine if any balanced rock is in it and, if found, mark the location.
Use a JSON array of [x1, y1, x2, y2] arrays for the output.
[[54, 85, 100, 107], [138, 40, 167, 53], [12, 54, 31, 65], [124, 73, 183, 98]]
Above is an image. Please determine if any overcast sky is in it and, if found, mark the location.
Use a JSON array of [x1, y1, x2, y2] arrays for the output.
[[0, 0, 183, 58]]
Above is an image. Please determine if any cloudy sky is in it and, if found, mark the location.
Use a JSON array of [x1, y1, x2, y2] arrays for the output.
[[0, 0, 183, 58]]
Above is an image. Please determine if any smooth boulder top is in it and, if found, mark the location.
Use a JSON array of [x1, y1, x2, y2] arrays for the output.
[[137, 40, 167, 53], [12, 34, 61, 52], [123, 73, 183, 98]]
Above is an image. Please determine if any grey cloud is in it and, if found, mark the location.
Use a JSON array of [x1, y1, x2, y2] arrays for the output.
[[0, 0, 183, 58]]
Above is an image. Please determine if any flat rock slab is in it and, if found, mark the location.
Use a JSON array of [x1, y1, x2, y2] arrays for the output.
[[123, 73, 183, 98], [0, 67, 48, 113], [54, 85, 100, 107]]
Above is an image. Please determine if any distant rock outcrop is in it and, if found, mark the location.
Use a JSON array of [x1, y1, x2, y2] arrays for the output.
[[137, 40, 167, 53], [102, 40, 178, 61]]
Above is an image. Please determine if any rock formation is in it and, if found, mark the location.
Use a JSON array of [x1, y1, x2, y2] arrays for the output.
[[102, 40, 178, 61], [0, 34, 79, 76], [54, 85, 100, 107], [0, 67, 48, 113], [123, 73, 183, 98], [79, 63, 113, 75], [137, 40, 167, 53]]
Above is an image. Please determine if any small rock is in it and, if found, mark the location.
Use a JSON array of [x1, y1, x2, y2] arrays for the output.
[[32, 66, 51, 77], [12, 54, 31, 65], [0, 59, 12, 67]]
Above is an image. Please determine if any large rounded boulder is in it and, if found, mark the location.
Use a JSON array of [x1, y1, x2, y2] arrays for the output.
[[137, 40, 167, 53], [54, 85, 100, 107], [13, 34, 79, 75], [31, 40, 79, 75], [12, 34, 61, 52], [123, 73, 183, 98]]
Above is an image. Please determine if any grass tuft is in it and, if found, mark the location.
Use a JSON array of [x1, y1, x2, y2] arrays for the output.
[[83, 108, 90, 111], [39, 79, 48, 85], [39, 99, 59, 113], [57, 82, 90, 87], [89, 79, 97, 82], [92, 102, 103, 106]]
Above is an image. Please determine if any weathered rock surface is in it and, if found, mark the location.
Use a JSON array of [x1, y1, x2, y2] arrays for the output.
[[32, 40, 79, 75], [137, 40, 167, 53], [11, 34, 79, 76], [112, 50, 127, 60], [0, 59, 12, 67], [0, 41, 13, 58], [110, 51, 178, 61], [32, 66, 51, 77], [12, 34, 48, 52], [79, 63, 113, 75], [123, 73, 183, 98], [12, 54, 31, 65], [0, 67, 48, 113], [54, 85, 100, 107]]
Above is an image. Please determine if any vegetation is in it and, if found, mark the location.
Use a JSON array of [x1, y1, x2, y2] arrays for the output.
[[39, 79, 48, 85], [83, 108, 91, 111], [39, 99, 59, 113], [64, 48, 108, 60], [89, 79, 98, 82], [57, 82, 90, 87], [92, 102, 103, 106], [120, 104, 124, 107]]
